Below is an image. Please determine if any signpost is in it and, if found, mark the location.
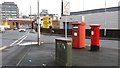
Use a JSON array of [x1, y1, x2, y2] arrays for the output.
[[55, 1, 72, 66], [63, 0, 70, 15], [63, 0, 70, 39]]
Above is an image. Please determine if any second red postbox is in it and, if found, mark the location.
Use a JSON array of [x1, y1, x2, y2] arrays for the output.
[[90, 24, 100, 51], [72, 22, 86, 48]]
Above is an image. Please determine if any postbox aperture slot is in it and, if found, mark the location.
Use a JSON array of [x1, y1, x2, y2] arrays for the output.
[[73, 25, 78, 30]]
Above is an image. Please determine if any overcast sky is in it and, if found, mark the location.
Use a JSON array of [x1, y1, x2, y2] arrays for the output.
[[0, 0, 120, 16]]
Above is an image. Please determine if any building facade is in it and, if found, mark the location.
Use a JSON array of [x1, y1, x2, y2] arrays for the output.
[[0, 4, 3, 25], [0, 4, 2, 20], [40, 10, 60, 29], [1, 2, 19, 19], [60, 7, 119, 29], [40, 9, 48, 16], [40, 14, 60, 29]]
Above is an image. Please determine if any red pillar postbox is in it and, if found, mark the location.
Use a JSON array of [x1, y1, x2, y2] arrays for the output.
[[90, 24, 100, 51], [72, 22, 86, 48]]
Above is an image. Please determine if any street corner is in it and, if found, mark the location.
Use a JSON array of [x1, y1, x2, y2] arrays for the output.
[[0, 45, 13, 51]]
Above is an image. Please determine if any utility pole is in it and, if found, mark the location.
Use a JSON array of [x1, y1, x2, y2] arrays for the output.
[[30, 5, 32, 19], [37, 0, 41, 45], [30, 5, 32, 16], [30, 5, 33, 30], [104, 0, 107, 36], [61, 0, 63, 16], [83, 0, 84, 11], [5, 8, 7, 22]]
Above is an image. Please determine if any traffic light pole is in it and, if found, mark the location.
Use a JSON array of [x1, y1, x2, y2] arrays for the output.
[[37, 0, 41, 45]]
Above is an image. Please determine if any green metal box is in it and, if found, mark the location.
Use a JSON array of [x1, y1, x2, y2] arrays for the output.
[[55, 38, 72, 66]]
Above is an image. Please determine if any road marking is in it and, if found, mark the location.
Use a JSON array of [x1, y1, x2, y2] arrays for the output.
[[19, 42, 38, 46], [16, 46, 31, 66], [9, 32, 29, 46], [9, 35, 26, 46], [0, 35, 27, 51], [0, 46, 8, 51], [16, 36, 28, 45], [0, 32, 29, 51]]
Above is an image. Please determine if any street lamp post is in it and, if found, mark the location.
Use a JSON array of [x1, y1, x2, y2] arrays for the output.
[[83, 0, 84, 11], [104, 0, 107, 36], [37, 0, 41, 45]]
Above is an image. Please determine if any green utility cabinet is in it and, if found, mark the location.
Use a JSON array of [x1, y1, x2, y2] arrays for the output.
[[55, 38, 72, 66]]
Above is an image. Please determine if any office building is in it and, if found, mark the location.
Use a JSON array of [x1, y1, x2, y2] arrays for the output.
[[1, 2, 19, 19], [0, 4, 2, 20]]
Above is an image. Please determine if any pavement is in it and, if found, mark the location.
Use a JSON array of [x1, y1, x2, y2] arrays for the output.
[[1, 30, 119, 67], [10, 44, 118, 66]]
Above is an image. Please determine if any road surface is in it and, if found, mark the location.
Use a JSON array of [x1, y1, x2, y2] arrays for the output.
[[0, 30, 119, 67]]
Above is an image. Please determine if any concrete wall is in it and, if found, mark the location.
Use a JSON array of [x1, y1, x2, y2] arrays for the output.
[[84, 11, 118, 29], [60, 20, 64, 29], [60, 11, 119, 29]]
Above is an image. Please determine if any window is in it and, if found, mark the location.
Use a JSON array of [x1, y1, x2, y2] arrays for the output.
[[63, 22, 69, 29]]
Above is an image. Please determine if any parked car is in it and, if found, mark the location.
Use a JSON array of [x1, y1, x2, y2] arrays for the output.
[[19, 28, 26, 32], [13, 27, 18, 30]]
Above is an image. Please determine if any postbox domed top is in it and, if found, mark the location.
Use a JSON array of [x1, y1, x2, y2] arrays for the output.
[[72, 22, 85, 26], [90, 24, 100, 27]]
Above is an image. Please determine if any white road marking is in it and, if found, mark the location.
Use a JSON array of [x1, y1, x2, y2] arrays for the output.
[[0, 32, 29, 51], [16, 47, 31, 66], [19, 42, 38, 46], [16, 36, 28, 45], [0, 46, 8, 51], [9, 35, 26, 46], [10, 32, 29, 46]]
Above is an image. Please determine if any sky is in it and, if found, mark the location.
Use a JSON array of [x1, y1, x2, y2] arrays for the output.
[[0, 0, 120, 16]]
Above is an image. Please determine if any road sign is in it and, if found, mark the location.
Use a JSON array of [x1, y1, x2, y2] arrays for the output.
[[63, 0, 70, 15], [41, 16, 52, 28]]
